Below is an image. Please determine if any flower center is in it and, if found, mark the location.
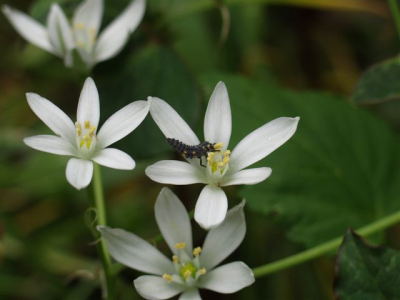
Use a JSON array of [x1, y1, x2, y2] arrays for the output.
[[207, 148, 231, 175], [74, 22, 96, 52], [75, 120, 97, 157], [162, 243, 207, 286]]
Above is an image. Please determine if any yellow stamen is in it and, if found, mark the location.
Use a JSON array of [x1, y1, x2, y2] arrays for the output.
[[75, 22, 85, 30], [199, 268, 206, 275], [84, 120, 90, 129], [224, 150, 231, 157], [162, 274, 172, 283], [183, 270, 191, 279], [213, 142, 223, 150], [172, 255, 179, 264], [75, 122, 82, 136], [80, 140, 85, 148], [89, 126, 96, 137], [89, 27, 96, 43], [222, 156, 230, 165], [193, 247, 202, 257], [207, 152, 215, 163], [175, 242, 187, 249]]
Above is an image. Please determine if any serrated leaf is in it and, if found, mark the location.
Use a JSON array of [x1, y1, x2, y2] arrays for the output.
[[334, 229, 400, 300], [352, 56, 400, 104], [200, 72, 400, 248]]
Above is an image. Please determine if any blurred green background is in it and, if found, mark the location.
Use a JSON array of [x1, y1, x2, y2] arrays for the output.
[[0, 0, 399, 299]]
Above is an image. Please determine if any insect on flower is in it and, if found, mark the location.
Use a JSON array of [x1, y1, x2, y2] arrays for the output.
[[167, 138, 223, 167]]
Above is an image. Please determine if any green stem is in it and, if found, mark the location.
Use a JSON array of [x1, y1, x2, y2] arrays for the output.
[[388, 0, 400, 39], [252, 209, 400, 278], [89, 163, 116, 300]]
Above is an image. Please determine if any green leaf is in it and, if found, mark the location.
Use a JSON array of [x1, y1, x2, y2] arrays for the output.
[[352, 56, 400, 104], [96, 44, 201, 158], [334, 229, 400, 300], [200, 72, 400, 248]]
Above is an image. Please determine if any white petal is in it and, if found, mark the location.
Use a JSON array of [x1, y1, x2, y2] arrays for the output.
[[76, 47, 94, 68], [145, 161, 206, 185], [194, 185, 228, 230], [65, 158, 93, 190], [198, 262, 255, 293], [155, 188, 192, 256], [97, 100, 149, 148], [134, 275, 185, 300], [94, 0, 145, 63], [221, 167, 272, 187], [230, 117, 299, 172], [24, 135, 77, 156], [179, 289, 201, 300], [73, 0, 103, 36], [148, 97, 200, 146], [204, 82, 232, 150], [26, 93, 76, 145], [47, 4, 74, 56], [94, 27, 129, 63], [2, 5, 55, 54], [97, 226, 175, 275], [76, 78, 100, 127], [201, 200, 246, 270], [92, 148, 135, 170]]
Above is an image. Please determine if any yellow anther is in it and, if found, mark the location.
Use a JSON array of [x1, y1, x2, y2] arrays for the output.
[[199, 268, 206, 275], [222, 157, 230, 165], [84, 120, 90, 129], [172, 255, 179, 264], [193, 247, 202, 257], [75, 22, 85, 30], [162, 274, 173, 283], [183, 270, 192, 279], [89, 126, 96, 137], [80, 140, 85, 148], [75, 122, 82, 136], [175, 242, 187, 249], [213, 142, 223, 150], [224, 150, 231, 157], [207, 152, 215, 163]]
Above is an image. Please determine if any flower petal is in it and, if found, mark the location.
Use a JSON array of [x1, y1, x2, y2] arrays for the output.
[[26, 93, 76, 145], [179, 289, 201, 300], [73, 0, 103, 36], [145, 161, 206, 185], [148, 97, 200, 146], [194, 185, 228, 230], [134, 275, 185, 300], [47, 4, 74, 56], [97, 100, 149, 148], [76, 77, 100, 127], [2, 5, 55, 54], [221, 167, 272, 187], [200, 200, 246, 270], [24, 135, 77, 156], [204, 82, 232, 150], [155, 188, 192, 256], [65, 158, 93, 190], [198, 262, 255, 293], [92, 148, 135, 170], [230, 117, 299, 172], [97, 226, 175, 275], [94, 0, 145, 62]]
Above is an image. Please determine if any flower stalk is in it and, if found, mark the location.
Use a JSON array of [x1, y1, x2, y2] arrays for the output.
[[89, 163, 116, 300], [252, 209, 400, 278]]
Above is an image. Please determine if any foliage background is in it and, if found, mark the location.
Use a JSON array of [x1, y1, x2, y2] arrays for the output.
[[0, 0, 399, 299]]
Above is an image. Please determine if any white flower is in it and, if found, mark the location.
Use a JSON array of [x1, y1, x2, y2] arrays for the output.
[[98, 187, 254, 300], [24, 77, 149, 190], [145, 82, 300, 230], [2, 0, 146, 68]]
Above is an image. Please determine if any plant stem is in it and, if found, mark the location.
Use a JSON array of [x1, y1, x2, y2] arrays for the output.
[[89, 163, 116, 300], [252, 209, 400, 278], [388, 0, 400, 39]]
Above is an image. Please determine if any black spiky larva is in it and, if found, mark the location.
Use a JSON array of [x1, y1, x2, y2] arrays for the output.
[[166, 138, 220, 167]]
